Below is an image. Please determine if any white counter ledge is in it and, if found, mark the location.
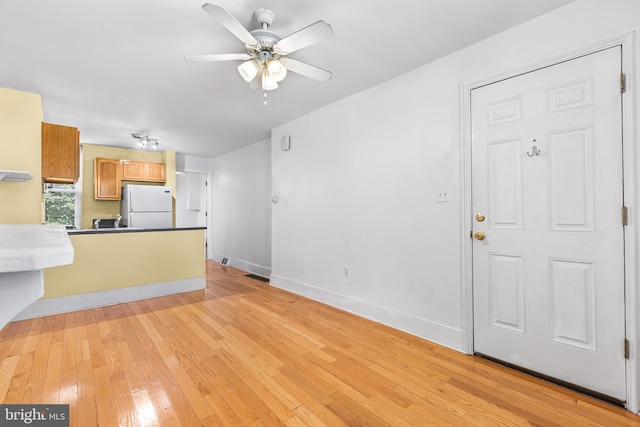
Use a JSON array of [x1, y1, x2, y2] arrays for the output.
[[0, 224, 74, 331], [0, 224, 74, 272]]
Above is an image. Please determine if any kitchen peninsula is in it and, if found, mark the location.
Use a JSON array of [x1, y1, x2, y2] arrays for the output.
[[15, 226, 206, 320]]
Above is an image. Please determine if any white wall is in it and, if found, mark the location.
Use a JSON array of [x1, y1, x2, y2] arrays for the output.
[[211, 139, 271, 276], [182, 155, 214, 174], [271, 0, 640, 352]]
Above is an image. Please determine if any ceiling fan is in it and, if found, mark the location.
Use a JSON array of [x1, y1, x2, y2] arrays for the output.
[[185, 3, 334, 91]]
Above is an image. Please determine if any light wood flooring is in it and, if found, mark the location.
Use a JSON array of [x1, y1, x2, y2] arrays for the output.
[[1, 260, 640, 426]]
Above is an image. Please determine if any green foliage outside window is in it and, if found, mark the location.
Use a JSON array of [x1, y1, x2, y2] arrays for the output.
[[44, 184, 76, 226]]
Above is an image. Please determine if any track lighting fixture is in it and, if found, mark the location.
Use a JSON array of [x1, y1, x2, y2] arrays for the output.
[[131, 133, 159, 150]]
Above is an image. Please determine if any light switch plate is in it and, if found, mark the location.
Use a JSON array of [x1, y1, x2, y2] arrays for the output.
[[436, 186, 450, 203]]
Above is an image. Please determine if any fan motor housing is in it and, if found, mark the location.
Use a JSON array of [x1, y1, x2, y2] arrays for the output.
[[250, 8, 280, 52], [250, 29, 281, 48]]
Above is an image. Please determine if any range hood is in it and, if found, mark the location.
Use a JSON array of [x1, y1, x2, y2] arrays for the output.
[[0, 170, 33, 182]]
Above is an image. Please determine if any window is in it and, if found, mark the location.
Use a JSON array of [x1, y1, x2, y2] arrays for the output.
[[44, 183, 81, 228], [44, 147, 83, 229]]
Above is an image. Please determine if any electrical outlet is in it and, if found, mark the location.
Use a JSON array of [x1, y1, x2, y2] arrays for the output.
[[436, 186, 450, 203], [344, 265, 350, 278]]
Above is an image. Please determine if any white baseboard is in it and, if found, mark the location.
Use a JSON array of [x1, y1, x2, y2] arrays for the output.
[[12, 277, 205, 321], [211, 254, 271, 278], [269, 274, 465, 352]]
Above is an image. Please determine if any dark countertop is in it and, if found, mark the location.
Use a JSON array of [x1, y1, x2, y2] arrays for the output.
[[68, 226, 206, 235]]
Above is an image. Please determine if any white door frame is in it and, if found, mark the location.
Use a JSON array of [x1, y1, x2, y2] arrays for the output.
[[460, 32, 638, 412]]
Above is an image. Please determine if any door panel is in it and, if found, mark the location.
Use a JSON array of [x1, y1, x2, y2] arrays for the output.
[[472, 46, 625, 400], [549, 258, 596, 350], [488, 139, 523, 229], [549, 126, 594, 230], [489, 253, 525, 333]]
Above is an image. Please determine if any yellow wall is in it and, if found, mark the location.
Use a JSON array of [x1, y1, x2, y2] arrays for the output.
[[81, 143, 176, 229], [43, 229, 205, 298], [0, 88, 43, 224]]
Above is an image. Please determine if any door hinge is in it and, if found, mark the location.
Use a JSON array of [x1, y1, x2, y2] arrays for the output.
[[620, 73, 627, 93], [625, 339, 630, 359], [622, 205, 628, 226]]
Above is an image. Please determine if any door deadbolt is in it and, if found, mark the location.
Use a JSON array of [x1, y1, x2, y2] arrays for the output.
[[474, 231, 486, 241], [475, 213, 485, 222]]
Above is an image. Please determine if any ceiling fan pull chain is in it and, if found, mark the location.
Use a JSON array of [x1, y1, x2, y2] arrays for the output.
[[264, 92, 268, 106]]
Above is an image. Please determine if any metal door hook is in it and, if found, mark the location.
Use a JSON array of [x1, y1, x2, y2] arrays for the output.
[[527, 146, 541, 157]]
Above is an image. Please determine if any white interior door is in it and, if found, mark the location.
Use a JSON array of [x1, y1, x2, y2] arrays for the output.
[[176, 172, 208, 228], [176, 172, 209, 257], [471, 46, 626, 400]]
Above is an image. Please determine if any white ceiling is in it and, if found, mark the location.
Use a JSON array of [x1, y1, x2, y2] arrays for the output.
[[0, 0, 574, 158]]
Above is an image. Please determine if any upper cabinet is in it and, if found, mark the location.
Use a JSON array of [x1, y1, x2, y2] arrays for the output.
[[95, 159, 166, 200], [121, 160, 166, 183], [121, 160, 144, 181], [41, 122, 80, 184], [144, 162, 166, 182], [94, 157, 121, 200]]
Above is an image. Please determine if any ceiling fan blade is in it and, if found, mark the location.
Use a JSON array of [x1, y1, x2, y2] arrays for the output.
[[280, 58, 332, 82], [184, 53, 254, 63], [273, 21, 334, 55], [202, 3, 259, 47]]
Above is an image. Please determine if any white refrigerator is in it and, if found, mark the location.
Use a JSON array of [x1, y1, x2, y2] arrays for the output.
[[121, 185, 173, 228]]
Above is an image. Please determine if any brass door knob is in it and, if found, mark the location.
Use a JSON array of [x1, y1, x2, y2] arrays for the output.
[[474, 231, 486, 241]]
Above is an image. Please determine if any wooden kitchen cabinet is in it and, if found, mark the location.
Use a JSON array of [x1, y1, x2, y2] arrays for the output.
[[94, 157, 121, 200], [144, 162, 166, 182], [121, 160, 166, 182], [121, 160, 144, 181], [41, 122, 80, 184]]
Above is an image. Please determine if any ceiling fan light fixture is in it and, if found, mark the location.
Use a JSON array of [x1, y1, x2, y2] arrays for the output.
[[266, 59, 287, 82], [237, 59, 261, 82], [189, 5, 334, 93], [262, 69, 278, 91]]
